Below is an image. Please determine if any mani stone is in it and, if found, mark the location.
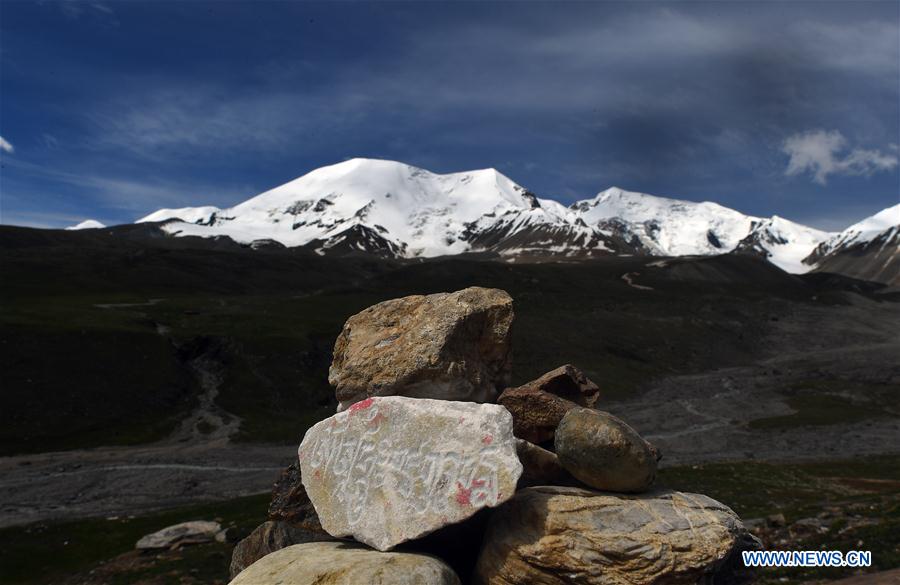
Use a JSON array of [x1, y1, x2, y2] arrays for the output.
[[229, 542, 461, 585], [229, 520, 334, 579], [498, 364, 600, 444], [555, 408, 658, 493], [135, 520, 221, 550], [473, 486, 761, 585], [298, 396, 523, 551], [328, 287, 513, 411]]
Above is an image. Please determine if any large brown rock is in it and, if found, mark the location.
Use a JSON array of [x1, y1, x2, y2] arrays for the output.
[[229, 541, 461, 585], [498, 364, 599, 444], [267, 462, 326, 534], [474, 486, 760, 585], [555, 408, 658, 493], [229, 520, 333, 579], [329, 287, 513, 410], [516, 364, 600, 405]]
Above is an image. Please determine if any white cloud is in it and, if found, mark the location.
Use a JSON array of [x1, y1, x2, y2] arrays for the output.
[[0, 136, 14, 154], [782, 129, 898, 185], [57, 0, 116, 22], [2, 157, 254, 214]]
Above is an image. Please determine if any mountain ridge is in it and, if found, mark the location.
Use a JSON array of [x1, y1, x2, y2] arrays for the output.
[[132, 158, 895, 275]]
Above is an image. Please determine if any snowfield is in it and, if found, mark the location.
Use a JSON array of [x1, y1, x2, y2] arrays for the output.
[[136, 158, 895, 273]]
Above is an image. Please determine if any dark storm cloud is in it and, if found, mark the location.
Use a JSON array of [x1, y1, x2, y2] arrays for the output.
[[0, 1, 897, 228]]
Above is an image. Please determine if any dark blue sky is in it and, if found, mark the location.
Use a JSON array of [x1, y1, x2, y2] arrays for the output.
[[1, 1, 898, 230]]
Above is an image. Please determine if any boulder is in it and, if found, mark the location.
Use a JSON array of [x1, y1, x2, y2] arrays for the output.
[[229, 520, 334, 579], [135, 520, 221, 550], [515, 439, 577, 488], [229, 541, 461, 585], [498, 364, 599, 443], [267, 462, 327, 535], [512, 364, 600, 405], [499, 390, 578, 445], [329, 287, 513, 410], [298, 396, 522, 551], [474, 486, 761, 585], [555, 408, 658, 493]]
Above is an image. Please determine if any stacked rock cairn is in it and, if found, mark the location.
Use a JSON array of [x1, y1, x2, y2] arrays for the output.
[[229, 287, 761, 585]]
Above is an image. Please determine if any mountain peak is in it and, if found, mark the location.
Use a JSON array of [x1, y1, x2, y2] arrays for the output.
[[65, 219, 106, 230], [134, 158, 848, 273]]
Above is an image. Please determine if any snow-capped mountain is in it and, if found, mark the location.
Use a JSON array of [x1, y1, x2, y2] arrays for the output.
[[137, 158, 836, 272], [734, 216, 832, 274], [803, 204, 900, 284], [66, 219, 106, 230], [140, 158, 571, 258]]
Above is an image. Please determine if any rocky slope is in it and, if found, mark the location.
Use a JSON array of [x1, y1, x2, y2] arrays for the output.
[[803, 203, 900, 285], [137, 158, 841, 272]]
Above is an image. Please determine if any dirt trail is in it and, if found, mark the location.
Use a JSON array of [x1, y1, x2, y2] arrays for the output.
[[165, 357, 242, 445]]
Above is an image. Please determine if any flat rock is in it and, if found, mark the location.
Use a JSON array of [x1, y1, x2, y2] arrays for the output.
[[298, 396, 522, 551], [135, 520, 221, 550], [474, 486, 760, 585], [229, 520, 334, 579], [498, 364, 599, 443], [329, 287, 513, 410], [555, 408, 658, 493], [229, 541, 461, 585]]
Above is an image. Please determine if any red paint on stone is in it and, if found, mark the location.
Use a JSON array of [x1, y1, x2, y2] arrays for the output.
[[472, 478, 486, 488], [314, 469, 322, 479], [348, 397, 376, 414], [455, 482, 473, 506], [482, 434, 493, 445]]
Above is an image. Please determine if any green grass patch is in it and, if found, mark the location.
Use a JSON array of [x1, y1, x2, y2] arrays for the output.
[[658, 454, 900, 519], [660, 455, 900, 583], [0, 304, 196, 455], [748, 377, 898, 431], [0, 493, 269, 585]]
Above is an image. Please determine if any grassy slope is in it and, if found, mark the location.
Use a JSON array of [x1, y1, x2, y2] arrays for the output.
[[0, 456, 896, 585], [659, 455, 900, 584], [0, 226, 891, 454], [0, 493, 270, 585]]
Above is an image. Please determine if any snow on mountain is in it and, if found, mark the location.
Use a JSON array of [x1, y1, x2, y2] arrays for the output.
[[806, 203, 900, 260], [139, 158, 559, 257], [803, 203, 900, 285], [734, 216, 832, 274], [573, 187, 758, 256], [138, 206, 221, 225], [135, 158, 834, 272], [66, 219, 106, 230]]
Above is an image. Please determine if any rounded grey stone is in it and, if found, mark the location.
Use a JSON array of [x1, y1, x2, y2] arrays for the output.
[[555, 408, 657, 493]]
